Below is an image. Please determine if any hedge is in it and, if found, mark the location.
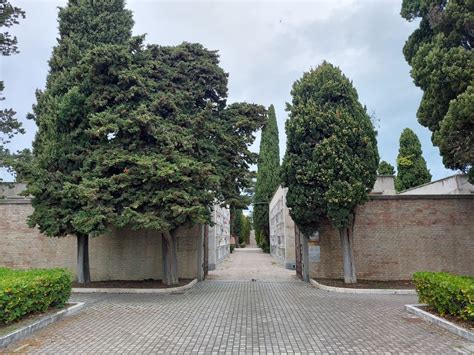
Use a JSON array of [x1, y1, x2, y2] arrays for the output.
[[413, 271, 474, 321], [0, 268, 72, 324]]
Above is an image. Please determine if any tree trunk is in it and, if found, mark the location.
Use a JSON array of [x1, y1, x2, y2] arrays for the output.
[[162, 230, 179, 286], [301, 232, 310, 282], [77, 234, 90, 284], [339, 225, 357, 283]]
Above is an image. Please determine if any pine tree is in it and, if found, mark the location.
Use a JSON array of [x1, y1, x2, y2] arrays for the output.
[[254, 104, 280, 249], [281, 62, 379, 283], [0, 1, 25, 176], [395, 128, 431, 191], [24, 0, 134, 283], [378, 161, 395, 176], [401, 0, 473, 181]]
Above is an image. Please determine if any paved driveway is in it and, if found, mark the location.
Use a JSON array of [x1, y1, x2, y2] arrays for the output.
[[4, 280, 472, 354]]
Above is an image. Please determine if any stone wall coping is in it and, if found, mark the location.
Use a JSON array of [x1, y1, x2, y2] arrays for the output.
[[72, 278, 197, 294], [369, 194, 474, 200], [0, 302, 85, 348], [3, 194, 474, 205], [405, 304, 474, 342], [0, 198, 32, 204], [310, 279, 417, 295]]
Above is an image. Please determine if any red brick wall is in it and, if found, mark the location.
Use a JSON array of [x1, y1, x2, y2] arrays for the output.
[[0, 200, 201, 281], [310, 195, 474, 280]]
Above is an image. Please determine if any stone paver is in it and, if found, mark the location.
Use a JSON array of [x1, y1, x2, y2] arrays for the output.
[[4, 281, 473, 354], [208, 248, 297, 281]]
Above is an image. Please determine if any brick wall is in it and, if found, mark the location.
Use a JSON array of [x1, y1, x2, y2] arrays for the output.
[[310, 195, 474, 280], [0, 200, 201, 281]]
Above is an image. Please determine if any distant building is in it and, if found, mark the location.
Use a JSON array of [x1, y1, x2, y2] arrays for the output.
[[399, 174, 473, 195], [208, 205, 231, 270], [269, 186, 296, 270]]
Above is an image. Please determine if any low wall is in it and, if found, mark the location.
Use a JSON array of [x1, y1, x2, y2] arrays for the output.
[[0, 200, 201, 281], [310, 195, 474, 280]]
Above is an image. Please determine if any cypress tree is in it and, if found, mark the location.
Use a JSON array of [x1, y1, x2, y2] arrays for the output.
[[378, 160, 395, 176], [24, 0, 134, 283], [281, 62, 379, 283], [254, 104, 280, 249], [395, 128, 431, 191]]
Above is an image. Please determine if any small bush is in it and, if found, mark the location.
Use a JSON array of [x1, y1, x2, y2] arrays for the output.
[[230, 245, 235, 253], [413, 271, 474, 321], [239, 243, 246, 248], [0, 268, 72, 324]]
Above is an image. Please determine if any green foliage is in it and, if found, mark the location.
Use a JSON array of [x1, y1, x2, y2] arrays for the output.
[[3, 1, 264, 285], [435, 85, 474, 183], [0, 268, 72, 324], [401, 0, 473, 180], [24, 0, 134, 238], [254, 104, 280, 245], [25, 0, 265, 244], [413, 271, 474, 321], [281, 62, 379, 236], [230, 244, 235, 253], [0, 0, 25, 178], [231, 209, 243, 243], [241, 214, 251, 244], [378, 160, 395, 176], [395, 128, 431, 191]]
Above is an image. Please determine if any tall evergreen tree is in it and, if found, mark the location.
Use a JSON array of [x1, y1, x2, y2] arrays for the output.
[[254, 104, 280, 249], [401, 0, 473, 181], [395, 128, 431, 191], [25, 1, 265, 286], [378, 160, 395, 176], [281, 62, 379, 283], [24, 0, 134, 283], [0, 0, 25, 176]]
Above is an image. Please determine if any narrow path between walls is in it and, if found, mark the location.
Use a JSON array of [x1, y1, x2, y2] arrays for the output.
[[207, 248, 298, 282]]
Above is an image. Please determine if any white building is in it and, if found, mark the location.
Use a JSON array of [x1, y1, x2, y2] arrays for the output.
[[269, 186, 296, 270], [399, 174, 473, 195], [208, 204, 231, 270]]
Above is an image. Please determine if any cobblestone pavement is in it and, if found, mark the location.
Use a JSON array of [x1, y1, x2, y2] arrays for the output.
[[3, 281, 473, 354], [207, 248, 297, 281]]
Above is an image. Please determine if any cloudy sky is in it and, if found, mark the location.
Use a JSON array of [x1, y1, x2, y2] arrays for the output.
[[1, 0, 453, 181]]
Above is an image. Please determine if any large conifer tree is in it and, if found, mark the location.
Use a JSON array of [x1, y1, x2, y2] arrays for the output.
[[395, 128, 431, 192], [254, 105, 280, 249], [25, 0, 134, 283], [26, 1, 265, 286], [401, 0, 473, 181], [282, 62, 379, 283]]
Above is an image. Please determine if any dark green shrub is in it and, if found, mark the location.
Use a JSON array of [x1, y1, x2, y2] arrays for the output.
[[239, 243, 246, 248], [0, 268, 72, 324], [230, 245, 235, 253], [413, 271, 474, 321]]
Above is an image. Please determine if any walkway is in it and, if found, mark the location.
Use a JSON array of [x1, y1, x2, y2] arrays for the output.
[[4, 282, 472, 353], [207, 248, 297, 281]]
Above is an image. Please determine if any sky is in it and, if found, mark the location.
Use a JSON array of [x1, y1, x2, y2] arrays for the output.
[[1, 0, 454, 181]]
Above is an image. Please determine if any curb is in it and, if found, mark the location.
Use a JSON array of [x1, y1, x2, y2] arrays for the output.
[[310, 279, 417, 295], [72, 279, 198, 294], [405, 304, 474, 342], [0, 302, 85, 348]]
